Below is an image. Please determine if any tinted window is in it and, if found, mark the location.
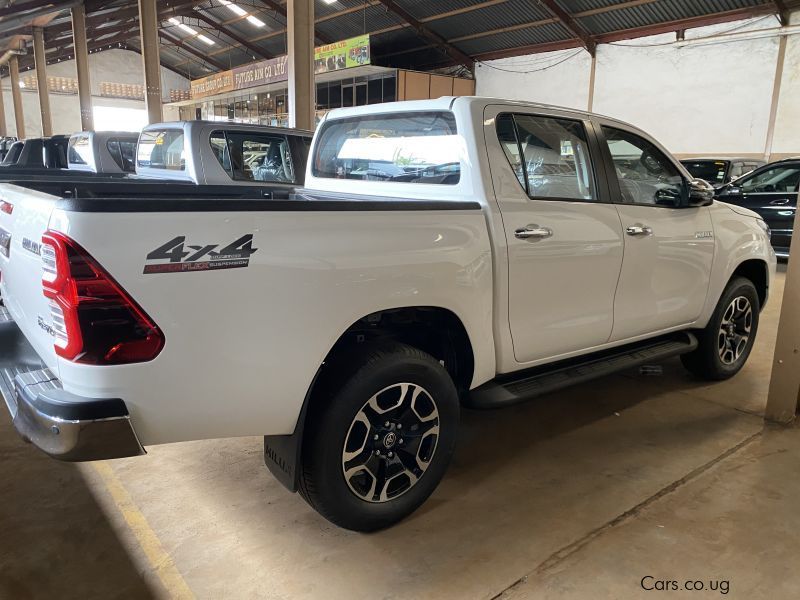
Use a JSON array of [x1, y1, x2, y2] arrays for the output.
[[137, 129, 185, 170], [682, 160, 729, 183], [107, 138, 136, 172], [498, 113, 595, 201], [2, 142, 22, 165], [603, 127, 683, 207], [210, 131, 296, 183], [313, 111, 461, 185], [740, 166, 800, 194], [68, 135, 91, 165]]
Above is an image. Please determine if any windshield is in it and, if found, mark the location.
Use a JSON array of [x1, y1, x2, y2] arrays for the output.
[[681, 160, 730, 184], [313, 111, 462, 185]]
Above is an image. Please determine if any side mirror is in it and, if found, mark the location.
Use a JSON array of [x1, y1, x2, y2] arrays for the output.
[[685, 178, 715, 207]]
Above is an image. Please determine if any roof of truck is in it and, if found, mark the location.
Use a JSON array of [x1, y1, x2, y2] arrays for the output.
[[322, 96, 643, 134], [143, 121, 314, 137]]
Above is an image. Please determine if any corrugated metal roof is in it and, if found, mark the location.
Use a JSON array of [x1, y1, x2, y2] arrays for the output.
[[3, 0, 787, 78]]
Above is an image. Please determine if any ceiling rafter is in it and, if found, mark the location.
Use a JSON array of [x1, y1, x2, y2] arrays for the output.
[[373, 0, 475, 71], [159, 29, 229, 71], [537, 0, 596, 56], [178, 9, 273, 60]]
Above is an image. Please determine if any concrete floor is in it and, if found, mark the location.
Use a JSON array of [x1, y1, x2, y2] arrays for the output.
[[1, 267, 797, 600]]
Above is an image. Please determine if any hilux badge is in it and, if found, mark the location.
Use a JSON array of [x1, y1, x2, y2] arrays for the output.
[[695, 231, 713, 239]]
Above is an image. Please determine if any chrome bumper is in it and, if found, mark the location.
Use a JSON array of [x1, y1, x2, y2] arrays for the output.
[[0, 313, 145, 462]]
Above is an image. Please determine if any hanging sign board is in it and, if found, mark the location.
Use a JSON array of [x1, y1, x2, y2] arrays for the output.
[[190, 35, 371, 100]]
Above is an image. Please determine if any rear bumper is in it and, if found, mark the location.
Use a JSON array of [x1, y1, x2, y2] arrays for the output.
[[0, 312, 145, 461]]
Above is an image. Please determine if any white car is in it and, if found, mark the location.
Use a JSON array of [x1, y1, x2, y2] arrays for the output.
[[0, 97, 776, 531]]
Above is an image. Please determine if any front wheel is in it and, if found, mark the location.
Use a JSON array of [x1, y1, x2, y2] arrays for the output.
[[299, 343, 459, 531], [681, 277, 760, 380]]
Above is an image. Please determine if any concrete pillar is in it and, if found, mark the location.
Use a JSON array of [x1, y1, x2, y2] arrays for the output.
[[9, 56, 24, 138], [0, 77, 6, 137], [765, 213, 800, 424], [763, 35, 787, 162], [138, 0, 163, 124], [71, 3, 94, 131], [287, 0, 314, 130], [587, 53, 597, 112], [33, 27, 53, 137]]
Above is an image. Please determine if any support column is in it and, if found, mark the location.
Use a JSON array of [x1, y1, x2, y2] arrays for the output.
[[763, 35, 787, 162], [0, 76, 7, 137], [765, 210, 800, 423], [138, 0, 163, 124], [587, 53, 597, 112], [287, 0, 314, 130], [33, 27, 52, 137], [71, 3, 94, 131], [9, 56, 24, 138]]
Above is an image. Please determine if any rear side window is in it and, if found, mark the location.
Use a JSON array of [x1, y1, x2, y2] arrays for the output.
[[137, 129, 185, 171], [210, 131, 296, 183], [68, 135, 91, 165], [496, 113, 596, 201], [107, 138, 137, 172], [313, 111, 462, 185], [740, 166, 800, 194]]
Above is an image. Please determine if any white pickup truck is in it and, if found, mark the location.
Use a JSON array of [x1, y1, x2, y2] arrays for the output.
[[0, 97, 776, 531]]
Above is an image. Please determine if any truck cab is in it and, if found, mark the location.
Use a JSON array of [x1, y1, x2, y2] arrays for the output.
[[134, 121, 313, 186], [67, 131, 139, 174]]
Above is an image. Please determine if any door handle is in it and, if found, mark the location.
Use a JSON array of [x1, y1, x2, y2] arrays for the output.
[[514, 225, 553, 240], [625, 224, 653, 236], [770, 199, 790, 205]]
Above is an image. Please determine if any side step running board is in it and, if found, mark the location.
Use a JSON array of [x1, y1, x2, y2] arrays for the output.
[[466, 332, 698, 409]]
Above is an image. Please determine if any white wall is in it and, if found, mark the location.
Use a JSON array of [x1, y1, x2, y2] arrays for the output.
[[0, 49, 188, 137], [476, 14, 799, 159]]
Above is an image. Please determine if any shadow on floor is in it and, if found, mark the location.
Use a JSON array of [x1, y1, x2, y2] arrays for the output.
[[0, 408, 156, 600]]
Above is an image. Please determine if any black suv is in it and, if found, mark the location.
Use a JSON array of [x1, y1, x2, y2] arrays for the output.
[[681, 158, 764, 188], [715, 158, 799, 259]]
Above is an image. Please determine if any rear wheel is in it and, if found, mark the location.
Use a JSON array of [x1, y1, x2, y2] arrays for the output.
[[299, 343, 459, 531], [681, 277, 760, 380]]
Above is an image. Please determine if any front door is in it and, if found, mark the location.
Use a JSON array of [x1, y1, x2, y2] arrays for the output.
[[597, 124, 715, 341], [485, 107, 624, 364]]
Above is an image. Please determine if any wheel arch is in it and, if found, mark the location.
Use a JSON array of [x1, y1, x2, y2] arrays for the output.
[[730, 258, 769, 310], [263, 305, 478, 493]]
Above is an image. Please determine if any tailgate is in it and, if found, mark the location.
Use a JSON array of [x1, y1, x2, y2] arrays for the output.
[[0, 183, 61, 375]]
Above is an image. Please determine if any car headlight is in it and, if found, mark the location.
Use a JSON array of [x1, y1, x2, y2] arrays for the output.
[[757, 219, 771, 238]]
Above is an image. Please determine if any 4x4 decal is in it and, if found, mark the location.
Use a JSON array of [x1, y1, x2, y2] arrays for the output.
[[143, 234, 258, 274]]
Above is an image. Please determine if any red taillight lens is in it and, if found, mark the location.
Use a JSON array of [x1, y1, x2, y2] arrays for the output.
[[41, 231, 164, 364], [0, 201, 13, 215]]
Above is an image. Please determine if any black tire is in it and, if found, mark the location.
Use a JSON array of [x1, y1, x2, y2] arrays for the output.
[[681, 277, 760, 380], [298, 342, 459, 532]]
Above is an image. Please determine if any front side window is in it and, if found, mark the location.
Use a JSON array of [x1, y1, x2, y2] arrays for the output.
[[210, 131, 296, 183], [740, 166, 800, 194], [137, 129, 185, 171], [602, 126, 683, 207], [313, 111, 462, 185], [68, 135, 91, 165], [497, 113, 596, 201]]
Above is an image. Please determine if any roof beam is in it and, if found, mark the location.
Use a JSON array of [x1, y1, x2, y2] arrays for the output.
[[122, 42, 193, 79], [373, 0, 475, 70], [159, 30, 229, 72], [773, 0, 790, 25], [537, 0, 596, 56], [179, 10, 274, 60], [252, 0, 333, 44]]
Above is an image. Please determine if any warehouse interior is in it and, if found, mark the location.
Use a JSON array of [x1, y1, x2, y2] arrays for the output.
[[1, 1, 800, 599]]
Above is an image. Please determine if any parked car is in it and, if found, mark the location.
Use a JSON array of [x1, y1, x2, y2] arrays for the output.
[[0, 135, 69, 169], [67, 131, 139, 174], [681, 158, 765, 188], [0, 97, 776, 531], [715, 158, 799, 259], [135, 121, 313, 185]]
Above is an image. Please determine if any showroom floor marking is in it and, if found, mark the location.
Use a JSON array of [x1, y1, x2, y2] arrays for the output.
[[492, 430, 763, 599], [92, 461, 196, 600]]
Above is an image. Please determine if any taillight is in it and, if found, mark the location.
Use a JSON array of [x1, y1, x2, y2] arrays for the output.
[[0, 200, 12, 214], [41, 231, 164, 364]]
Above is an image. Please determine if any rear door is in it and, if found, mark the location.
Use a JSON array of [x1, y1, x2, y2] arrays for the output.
[[595, 122, 714, 341], [485, 106, 624, 364]]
